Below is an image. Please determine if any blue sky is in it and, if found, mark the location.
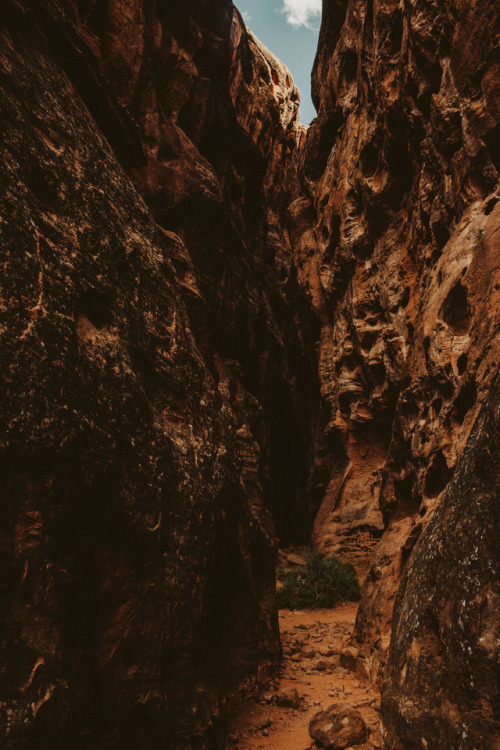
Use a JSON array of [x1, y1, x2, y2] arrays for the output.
[[234, 0, 321, 125]]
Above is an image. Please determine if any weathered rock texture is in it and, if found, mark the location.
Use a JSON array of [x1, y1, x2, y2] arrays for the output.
[[309, 702, 367, 748], [1, 0, 500, 746], [0, 1, 317, 747], [70, 0, 319, 542], [383, 370, 500, 748], [297, 0, 500, 670]]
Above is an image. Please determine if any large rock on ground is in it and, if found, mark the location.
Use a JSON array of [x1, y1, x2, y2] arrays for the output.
[[382, 372, 500, 748], [309, 703, 367, 748]]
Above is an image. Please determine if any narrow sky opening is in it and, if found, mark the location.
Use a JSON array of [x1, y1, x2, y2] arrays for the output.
[[235, 0, 321, 125]]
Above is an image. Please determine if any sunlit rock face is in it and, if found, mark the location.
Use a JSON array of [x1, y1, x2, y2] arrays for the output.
[[0, 1, 317, 747], [297, 0, 500, 669], [383, 371, 500, 748]]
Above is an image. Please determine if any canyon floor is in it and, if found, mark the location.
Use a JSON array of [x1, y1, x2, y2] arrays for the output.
[[227, 603, 383, 749]]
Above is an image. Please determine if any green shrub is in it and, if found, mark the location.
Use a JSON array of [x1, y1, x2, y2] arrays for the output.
[[276, 549, 361, 609]]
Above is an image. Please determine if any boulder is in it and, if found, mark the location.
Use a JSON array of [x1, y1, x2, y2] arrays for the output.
[[309, 703, 367, 749], [276, 688, 301, 709]]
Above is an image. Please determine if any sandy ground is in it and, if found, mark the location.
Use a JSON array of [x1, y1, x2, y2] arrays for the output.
[[226, 603, 382, 750]]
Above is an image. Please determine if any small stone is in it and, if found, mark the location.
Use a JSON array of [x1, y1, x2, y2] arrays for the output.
[[255, 717, 272, 730], [276, 687, 301, 709], [314, 657, 333, 672]]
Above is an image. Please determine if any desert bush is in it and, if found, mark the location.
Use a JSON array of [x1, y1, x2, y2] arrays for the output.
[[276, 549, 361, 609]]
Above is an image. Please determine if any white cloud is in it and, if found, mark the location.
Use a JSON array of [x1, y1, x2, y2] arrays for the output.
[[242, 10, 251, 23], [281, 0, 321, 28]]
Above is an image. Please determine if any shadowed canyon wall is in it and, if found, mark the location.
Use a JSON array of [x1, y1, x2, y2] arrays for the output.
[[0, 0, 499, 747], [0, 1, 316, 747]]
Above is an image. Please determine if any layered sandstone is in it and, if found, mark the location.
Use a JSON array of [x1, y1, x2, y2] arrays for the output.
[[296, 0, 500, 670]]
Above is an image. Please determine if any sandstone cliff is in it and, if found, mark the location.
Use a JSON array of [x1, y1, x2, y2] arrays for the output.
[[297, 0, 500, 675], [0, 1, 315, 747]]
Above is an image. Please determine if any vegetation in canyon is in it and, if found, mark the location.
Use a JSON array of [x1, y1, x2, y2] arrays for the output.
[[277, 550, 361, 609]]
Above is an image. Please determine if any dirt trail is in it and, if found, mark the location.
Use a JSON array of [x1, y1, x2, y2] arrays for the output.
[[227, 603, 382, 750]]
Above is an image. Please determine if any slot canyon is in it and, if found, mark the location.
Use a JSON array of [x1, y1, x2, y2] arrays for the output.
[[0, 0, 499, 748]]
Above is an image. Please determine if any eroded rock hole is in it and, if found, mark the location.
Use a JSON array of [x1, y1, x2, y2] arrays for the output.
[[157, 142, 177, 162], [457, 353, 468, 375], [306, 108, 343, 179], [435, 377, 454, 400], [394, 476, 416, 512], [441, 282, 471, 336], [454, 380, 476, 424], [329, 214, 341, 248], [484, 196, 497, 215], [360, 330, 379, 351], [424, 451, 454, 498], [384, 110, 413, 190], [400, 394, 418, 419], [339, 391, 355, 415], [484, 123, 500, 173], [431, 214, 451, 251], [467, 65, 486, 99], [360, 142, 379, 178], [342, 49, 358, 85], [323, 213, 341, 249], [369, 360, 386, 384]]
